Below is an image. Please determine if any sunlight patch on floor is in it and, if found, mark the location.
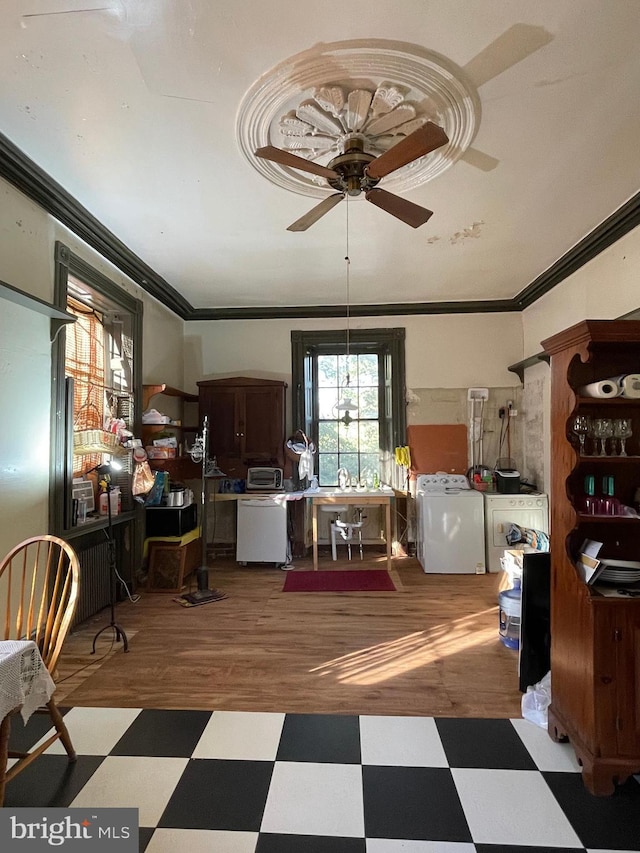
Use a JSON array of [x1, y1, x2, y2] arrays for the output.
[[309, 608, 498, 685]]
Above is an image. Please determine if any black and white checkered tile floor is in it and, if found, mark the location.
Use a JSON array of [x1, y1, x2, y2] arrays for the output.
[[6, 708, 640, 852]]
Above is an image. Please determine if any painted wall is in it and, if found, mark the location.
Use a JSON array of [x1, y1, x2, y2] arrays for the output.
[[0, 301, 52, 544], [521, 224, 640, 494], [0, 176, 185, 560], [522, 225, 640, 358], [185, 312, 524, 473]]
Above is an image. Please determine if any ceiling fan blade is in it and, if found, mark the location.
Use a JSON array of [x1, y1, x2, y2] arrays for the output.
[[287, 193, 345, 232], [365, 188, 433, 228], [255, 146, 339, 180], [366, 122, 449, 180]]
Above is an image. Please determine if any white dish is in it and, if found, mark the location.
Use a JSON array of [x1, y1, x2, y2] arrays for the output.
[[599, 559, 640, 570], [599, 570, 640, 582]]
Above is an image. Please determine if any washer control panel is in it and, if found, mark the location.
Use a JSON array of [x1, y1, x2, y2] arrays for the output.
[[416, 473, 471, 493]]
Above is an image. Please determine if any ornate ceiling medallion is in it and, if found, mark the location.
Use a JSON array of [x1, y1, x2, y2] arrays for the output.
[[237, 39, 480, 198]]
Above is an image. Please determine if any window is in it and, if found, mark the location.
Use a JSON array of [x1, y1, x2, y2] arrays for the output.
[[291, 329, 406, 487], [65, 281, 135, 478], [52, 243, 142, 534], [316, 351, 380, 485]]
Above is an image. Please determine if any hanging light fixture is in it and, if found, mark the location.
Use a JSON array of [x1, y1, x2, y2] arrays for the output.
[[334, 197, 358, 427]]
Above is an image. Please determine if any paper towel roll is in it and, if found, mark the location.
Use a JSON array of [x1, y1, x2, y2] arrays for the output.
[[578, 380, 621, 398], [609, 374, 640, 399]]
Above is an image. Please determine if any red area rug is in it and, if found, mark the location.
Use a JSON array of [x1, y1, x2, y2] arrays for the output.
[[283, 569, 396, 592]]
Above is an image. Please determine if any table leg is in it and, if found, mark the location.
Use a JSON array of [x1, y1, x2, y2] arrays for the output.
[[0, 712, 11, 807], [385, 499, 392, 571], [312, 503, 318, 571]]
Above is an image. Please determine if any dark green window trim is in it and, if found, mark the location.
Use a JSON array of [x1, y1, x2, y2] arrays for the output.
[[50, 241, 143, 536], [291, 328, 406, 482]]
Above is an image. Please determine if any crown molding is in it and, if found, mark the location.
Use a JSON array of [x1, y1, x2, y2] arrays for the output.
[[512, 191, 640, 309], [0, 132, 191, 318], [1, 131, 638, 322]]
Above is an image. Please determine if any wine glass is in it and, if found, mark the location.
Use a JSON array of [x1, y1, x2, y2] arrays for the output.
[[615, 418, 633, 457], [592, 418, 614, 456], [571, 415, 590, 455]]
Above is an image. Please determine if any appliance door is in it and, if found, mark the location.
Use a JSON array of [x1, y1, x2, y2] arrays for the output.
[[484, 495, 549, 572], [236, 498, 288, 564], [246, 468, 283, 491], [419, 492, 485, 574]]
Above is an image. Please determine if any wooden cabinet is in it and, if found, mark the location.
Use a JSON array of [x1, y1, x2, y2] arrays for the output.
[[142, 384, 200, 480], [197, 377, 286, 478], [541, 319, 640, 796]]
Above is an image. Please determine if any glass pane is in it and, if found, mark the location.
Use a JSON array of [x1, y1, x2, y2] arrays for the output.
[[359, 454, 379, 486], [357, 353, 378, 385], [319, 453, 338, 485], [317, 355, 338, 387], [337, 387, 359, 416], [338, 453, 360, 482], [318, 387, 339, 419], [358, 386, 378, 418], [318, 421, 339, 452], [338, 421, 359, 452], [358, 421, 379, 452]]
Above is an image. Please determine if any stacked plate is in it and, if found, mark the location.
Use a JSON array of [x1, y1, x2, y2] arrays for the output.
[[598, 559, 640, 584]]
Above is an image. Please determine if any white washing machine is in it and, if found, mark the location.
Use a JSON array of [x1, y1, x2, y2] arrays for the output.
[[416, 473, 486, 574], [483, 492, 549, 572]]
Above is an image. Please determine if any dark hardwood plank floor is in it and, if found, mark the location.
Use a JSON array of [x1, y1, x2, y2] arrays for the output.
[[55, 551, 524, 718]]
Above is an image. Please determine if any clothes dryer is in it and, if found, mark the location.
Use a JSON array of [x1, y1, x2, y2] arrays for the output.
[[415, 473, 486, 574]]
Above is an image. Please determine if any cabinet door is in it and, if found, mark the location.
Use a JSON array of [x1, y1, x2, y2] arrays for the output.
[[200, 388, 240, 461], [242, 385, 285, 466], [615, 607, 640, 756]]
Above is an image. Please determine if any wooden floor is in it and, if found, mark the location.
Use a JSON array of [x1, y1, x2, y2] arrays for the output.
[[55, 550, 524, 718]]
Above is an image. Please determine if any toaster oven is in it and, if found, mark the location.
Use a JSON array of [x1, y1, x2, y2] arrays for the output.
[[246, 467, 284, 491]]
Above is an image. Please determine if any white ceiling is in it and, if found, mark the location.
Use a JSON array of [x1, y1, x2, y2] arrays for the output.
[[2, 0, 640, 315]]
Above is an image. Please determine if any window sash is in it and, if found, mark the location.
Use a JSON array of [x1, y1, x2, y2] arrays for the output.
[[291, 328, 406, 486]]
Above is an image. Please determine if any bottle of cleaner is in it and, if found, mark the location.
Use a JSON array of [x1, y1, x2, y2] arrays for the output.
[[109, 487, 121, 516], [99, 481, 109, 516]]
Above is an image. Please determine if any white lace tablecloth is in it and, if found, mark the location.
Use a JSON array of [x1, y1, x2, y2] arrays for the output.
[[0, 640, 56, 723]]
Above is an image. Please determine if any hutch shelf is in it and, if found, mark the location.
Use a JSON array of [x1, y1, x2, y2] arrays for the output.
[[541, 319, 640, 796]]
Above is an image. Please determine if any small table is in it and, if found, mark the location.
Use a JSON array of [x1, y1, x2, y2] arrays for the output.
[[310, 490, 393, 572], [0, 640, 56, 805]]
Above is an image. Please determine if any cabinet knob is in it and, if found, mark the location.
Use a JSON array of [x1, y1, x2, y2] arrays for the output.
[[600, 675, 612, 685]]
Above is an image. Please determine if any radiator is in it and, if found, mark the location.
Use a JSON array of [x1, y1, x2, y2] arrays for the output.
[[73, 541, 112, 627]]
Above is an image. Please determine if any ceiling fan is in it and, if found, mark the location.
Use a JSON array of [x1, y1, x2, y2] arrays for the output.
[[255, 121, 449, 231]]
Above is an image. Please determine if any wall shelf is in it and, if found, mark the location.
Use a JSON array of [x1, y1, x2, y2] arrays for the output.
[[0, 278, 76, 341], [507, 352, 550, 384]]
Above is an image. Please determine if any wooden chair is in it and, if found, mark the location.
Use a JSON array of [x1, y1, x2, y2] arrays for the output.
[[0, 535, 80, 805]]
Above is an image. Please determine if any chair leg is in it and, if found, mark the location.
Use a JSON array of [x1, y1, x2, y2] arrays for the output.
[[358, 527, 363, 560], [47, 699, 77, 762]]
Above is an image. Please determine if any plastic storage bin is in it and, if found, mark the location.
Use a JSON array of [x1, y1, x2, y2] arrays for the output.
[[498, 578, 521, 650]]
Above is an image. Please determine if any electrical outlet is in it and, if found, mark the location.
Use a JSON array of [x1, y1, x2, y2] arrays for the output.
[[509, 408, 518, 417]]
